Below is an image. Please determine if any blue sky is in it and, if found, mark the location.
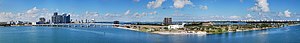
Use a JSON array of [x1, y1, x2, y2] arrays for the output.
[[0, 0, 299, 22]]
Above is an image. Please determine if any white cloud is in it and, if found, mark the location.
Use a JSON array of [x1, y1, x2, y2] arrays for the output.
[[149, 11, 157, 15], [124, 10, 131, 16], [132, 12, 153, 18], [277, 10, 292, 17], [133, 0, 140, 2], [229, 16, 241, 19], [249, 0, 270, 12], [284, 10, 291, 17], [246, 14, 252, 18], [26, 7, 40, 14], [104, 13, 121, 17], [0, 7, 54, 22], [199, 5, 208, 10], [83, 11, 100, 19], [105, 13, 111, 17], [0, 7, 163, 22], [133, 12, 141, 18], [147, 0, 166, 9], [277, 12, 283, 16], [141, 12, 147, 16], [173, 0, 193, 8], [133, 12, 144, 18], [24, 7, 51, 21], [0, 12, 13, 22]]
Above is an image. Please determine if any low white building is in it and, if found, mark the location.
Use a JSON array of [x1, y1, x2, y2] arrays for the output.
[[31, 22, 37, 25], [168, 23, 186, 29]]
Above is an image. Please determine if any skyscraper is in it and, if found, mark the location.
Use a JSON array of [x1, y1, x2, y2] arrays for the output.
[[51, 12, 71, 24], [163, 17, 172, 25]]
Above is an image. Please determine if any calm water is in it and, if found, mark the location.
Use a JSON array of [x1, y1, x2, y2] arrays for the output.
[[0, 25, 300, 43]]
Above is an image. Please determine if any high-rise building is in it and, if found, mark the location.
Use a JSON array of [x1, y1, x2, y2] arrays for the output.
[[163, 17, 172, 25], [51, 12, 71, 24], [85, 19, 88, 23], [62, 13, 71, 23]]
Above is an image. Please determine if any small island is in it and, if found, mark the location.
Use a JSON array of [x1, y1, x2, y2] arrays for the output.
[[116, 18, 300, 35]]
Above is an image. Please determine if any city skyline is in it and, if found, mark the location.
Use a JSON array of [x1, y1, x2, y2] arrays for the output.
[[0, 0, 299, 22]]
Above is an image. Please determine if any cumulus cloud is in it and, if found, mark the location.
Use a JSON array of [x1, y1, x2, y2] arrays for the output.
[[0, 7, 52, 22], [173, 0, 193, 8], [0, 7, 161, 22], [22, 7, 50, 21], [0, 12, 14, 21], [284, 10, 291, 17], [249, 0, 270, 12], [199, 5, 208, 10], [26, 7, 39, 14], [24, 7, 50, 21], [147, 0, 166, 9], [277, 10, 292, 17]]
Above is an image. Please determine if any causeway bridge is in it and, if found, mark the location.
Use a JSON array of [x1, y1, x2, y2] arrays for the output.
[[32, 23, 124, 28]]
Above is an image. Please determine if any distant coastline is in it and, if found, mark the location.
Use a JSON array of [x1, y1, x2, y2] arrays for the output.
[[115, 21, 300, 35], [116, 24, 298, 35], [117, 27, 207, 35]]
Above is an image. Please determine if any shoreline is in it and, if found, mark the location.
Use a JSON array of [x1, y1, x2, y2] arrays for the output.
[[2, 23, 299, 35], [116, 24, 300, 35], [116, 26, 272, 35], [116, 27, 207, 35]]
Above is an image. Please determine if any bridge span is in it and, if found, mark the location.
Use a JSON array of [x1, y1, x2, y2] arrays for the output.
[[32, 23, 125, 28]]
